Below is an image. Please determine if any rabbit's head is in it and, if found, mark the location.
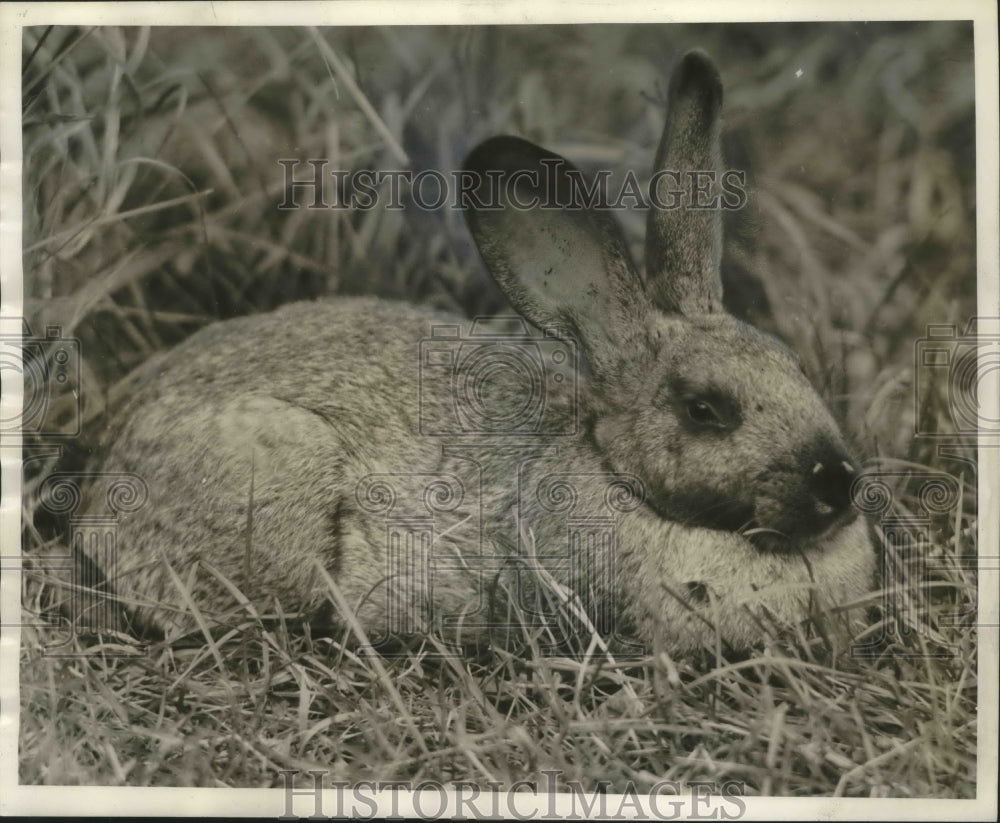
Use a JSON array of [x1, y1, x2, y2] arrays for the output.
[[464, 50, 863, 554]]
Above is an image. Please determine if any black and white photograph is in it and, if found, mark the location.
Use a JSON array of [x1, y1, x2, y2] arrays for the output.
[[1, 1, 997, 818]]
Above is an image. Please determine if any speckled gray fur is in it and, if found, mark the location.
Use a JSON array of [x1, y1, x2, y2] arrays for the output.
[[87, 51, 874, 653]]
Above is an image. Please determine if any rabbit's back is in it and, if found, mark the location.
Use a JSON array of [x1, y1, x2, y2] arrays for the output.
[[94, 298, 475, 634]]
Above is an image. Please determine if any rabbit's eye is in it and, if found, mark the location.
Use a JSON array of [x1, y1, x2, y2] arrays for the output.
[[686, 398, 724, 427], [666, 379, 741, 430]]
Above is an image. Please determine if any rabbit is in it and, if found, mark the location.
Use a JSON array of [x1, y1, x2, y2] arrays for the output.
[[80, 50, 874, 654]]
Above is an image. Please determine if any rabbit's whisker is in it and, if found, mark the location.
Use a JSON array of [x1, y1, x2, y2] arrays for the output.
[[742, 526, 788, 538]]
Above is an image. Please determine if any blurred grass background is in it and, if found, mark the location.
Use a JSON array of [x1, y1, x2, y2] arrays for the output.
[[19, 23, 978, 794]]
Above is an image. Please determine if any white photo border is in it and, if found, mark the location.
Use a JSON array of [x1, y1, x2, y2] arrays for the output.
[[1, 1, 996, 819]]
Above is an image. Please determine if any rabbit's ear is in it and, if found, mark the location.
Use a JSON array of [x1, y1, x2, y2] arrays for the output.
[[463, 136, 649, 379], [645, 50, 725, 316]]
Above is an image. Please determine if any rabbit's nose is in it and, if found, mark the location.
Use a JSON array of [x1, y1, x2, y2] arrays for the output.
[[808, 451, 858, 517]]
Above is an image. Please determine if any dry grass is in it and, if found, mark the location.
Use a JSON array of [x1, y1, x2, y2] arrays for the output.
[[18, 23, 978, 795]]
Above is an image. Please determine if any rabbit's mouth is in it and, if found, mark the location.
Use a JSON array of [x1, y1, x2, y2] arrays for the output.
[[646, 487, 755, 534], [648, 485, 859, 552]]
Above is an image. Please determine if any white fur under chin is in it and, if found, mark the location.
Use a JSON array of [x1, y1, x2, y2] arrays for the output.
[[632, 515, 875, 653]]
